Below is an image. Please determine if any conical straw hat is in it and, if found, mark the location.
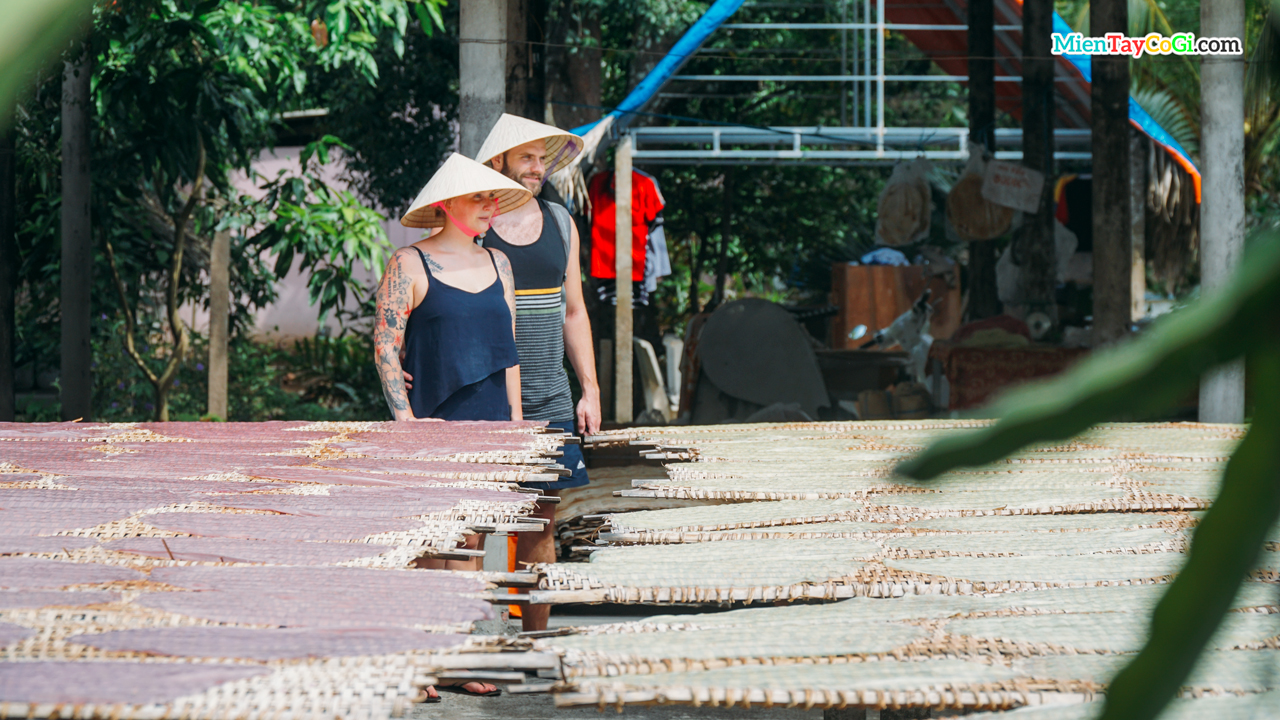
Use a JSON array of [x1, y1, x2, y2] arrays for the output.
[[474, 113, 583, 176], [400, 153, 533, 228]]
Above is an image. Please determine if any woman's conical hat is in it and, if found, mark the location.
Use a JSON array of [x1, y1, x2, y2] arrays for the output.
[[400, 153, 533, 228], [474, 113, 583, 177]]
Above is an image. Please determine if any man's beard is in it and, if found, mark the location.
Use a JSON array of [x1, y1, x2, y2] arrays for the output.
[[502, 166, 543, 196]]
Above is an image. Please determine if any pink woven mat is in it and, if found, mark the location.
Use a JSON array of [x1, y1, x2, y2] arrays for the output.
[[138, 422, 333, 443], [239, 466, 413, 487], [142, 513, 420, 541], [0, 508, 137, 536], [72, 626, 467, 660], [102, 538, 395, 565], [0, 590, 121, 609], [211, 485, 525, 518], [0, 621, 34, 646], [0, 558, 142, 589], [319, 458, 531, 476], [0, 536, 98, 554], [139, 566, 492, 627], [0, 661, 269, 704]]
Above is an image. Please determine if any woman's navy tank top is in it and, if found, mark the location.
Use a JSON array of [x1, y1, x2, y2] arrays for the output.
[[402, 246, 519, 421]]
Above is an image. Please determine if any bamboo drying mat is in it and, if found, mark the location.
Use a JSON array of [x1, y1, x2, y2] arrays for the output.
[[0, 420, 563, 719], [531, 421, 1272, 714]]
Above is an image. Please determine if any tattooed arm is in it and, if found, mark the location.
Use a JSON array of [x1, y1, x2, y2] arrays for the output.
[[374, 248, 423, 421], [490, 248, 523, 422]]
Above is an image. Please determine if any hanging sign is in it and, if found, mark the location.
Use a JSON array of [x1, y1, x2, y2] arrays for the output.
[[982, 160, 1046, 214]]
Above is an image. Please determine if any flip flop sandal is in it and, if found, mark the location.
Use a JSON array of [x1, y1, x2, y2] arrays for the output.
[[417, 688, 442, 704], [437, 683, 502, 697]]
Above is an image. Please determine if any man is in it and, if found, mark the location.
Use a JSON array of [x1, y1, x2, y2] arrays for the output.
[[476, 114, 600, 631]]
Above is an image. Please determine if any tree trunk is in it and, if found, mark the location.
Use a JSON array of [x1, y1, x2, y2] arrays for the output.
[[544, 3, 601, 129], [0, 127, 15, 421], [61, 45, 93, 421], [1017, 0, 1057, 327], [966, 0, 1000, 322], [1091, 0, 1132, 346]]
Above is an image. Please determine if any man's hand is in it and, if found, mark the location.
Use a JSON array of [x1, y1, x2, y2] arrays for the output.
[[403, 370, 414, 390], [577, 392, 601, 436]]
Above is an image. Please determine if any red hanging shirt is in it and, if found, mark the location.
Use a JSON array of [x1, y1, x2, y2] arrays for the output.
[[588, 170, 664, 281]]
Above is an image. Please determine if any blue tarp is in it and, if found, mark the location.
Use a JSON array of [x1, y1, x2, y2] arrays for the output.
[[1051, 12, 1197, 172], [570, 0, 746, 137]]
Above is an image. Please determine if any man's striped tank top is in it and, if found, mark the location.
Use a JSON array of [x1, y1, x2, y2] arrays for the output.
[[480, 199, 575, 423]]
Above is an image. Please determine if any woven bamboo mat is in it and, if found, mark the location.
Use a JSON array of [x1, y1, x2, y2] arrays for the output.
[[535, 421, 1275, 713], [0, 420, 564, 718]]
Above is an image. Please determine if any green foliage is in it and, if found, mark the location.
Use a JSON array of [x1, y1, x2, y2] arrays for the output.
[[0, 0, 94, 130], [321, 10, 458, 215], [897, 229, 1280, 720]]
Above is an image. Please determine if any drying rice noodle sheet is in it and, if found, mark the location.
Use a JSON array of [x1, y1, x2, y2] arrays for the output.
[[0, 508, 138, 536], [0, 590, 121, 609], [868, 487, 1129, 513], [886, 528, 1186, 556], [318, 457, 537, 478], [210, 485, 526, 518], [0, 536, 98, 554], [137, 421, 334, 443], [888, 470, 1122, 492], [0, 661, 270, 705], [888, 552, 1187, 584], [0, 558, 143, 589], [142, 513, 422, 541], [102, 537, 397, 565], [644, 521, 892, 543], [138, 566, 493, 628], [551, 621, 925, 663], [907, 513, 1182, 532], [972, 692, 1280, 720], [577, 657, 1017, 696], [70, 626, 469, 660], [608, 499, 870, 532], [957, 607, 1280, 653], [56, 476, 287, 494], [0, 487, 194, 510], [238, 466, 415, 487], [552, 538, 878, 590], [0, 422, 122, 441], [0, 621, 34, 646], [1014, 650, 1280, 694]]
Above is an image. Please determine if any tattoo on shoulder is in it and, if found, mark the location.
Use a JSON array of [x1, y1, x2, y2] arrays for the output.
[[420, 251, 443, 273]]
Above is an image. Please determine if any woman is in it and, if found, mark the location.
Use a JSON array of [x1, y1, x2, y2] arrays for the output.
[[373, 153, 530, 701], [375, 152, 530, 424]]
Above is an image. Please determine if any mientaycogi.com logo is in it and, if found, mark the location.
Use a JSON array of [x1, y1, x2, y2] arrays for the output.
[[1051, 32, 1243, 57]]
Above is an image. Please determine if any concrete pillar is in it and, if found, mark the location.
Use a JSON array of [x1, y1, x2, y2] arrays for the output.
[[1018, 0, 1056, 322], [1198, 0, 1246, 423], [0, 128, 15, 421], [967, 0, 999, 321], [614, 136, 634, 424], [1129, 131, 1147, 323], [1090, 0, 1131, 345], [207, 228, 230, 420], [460, 0, 507, 158], [61, 49, 93, 421]]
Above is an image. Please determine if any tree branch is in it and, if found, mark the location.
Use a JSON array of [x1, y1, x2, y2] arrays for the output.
[[103, 236, 160, 386]]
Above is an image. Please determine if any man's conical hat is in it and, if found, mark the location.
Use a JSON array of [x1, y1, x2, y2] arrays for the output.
[[474, 113, 583, 176], [400, 153, 533, 228]]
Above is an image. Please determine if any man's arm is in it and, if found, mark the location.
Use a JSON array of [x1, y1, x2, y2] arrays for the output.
[[492, 249, 523, 421], [374, 249, 420, 421], [562, 220, 601, 435]]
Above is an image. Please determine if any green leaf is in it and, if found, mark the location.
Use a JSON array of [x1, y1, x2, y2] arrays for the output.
[[1, 0, 96, 129], [413, 2, 434, 36], [1100, 345, 1280, 720], [346, 31, 376, 44], [897, 230, 1280, 480]]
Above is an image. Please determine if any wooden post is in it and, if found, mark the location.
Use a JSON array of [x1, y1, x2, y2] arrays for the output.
[[0, 128, 15, 421], [1090, 0, 1131, 345], [61, 47, 93, 421], [207, 228, 231, 420], [1018, 0, 1056, 325], [1199, 0, 1246, 423], [1129, 131, 1147, 323], [966, 0, 999, 321], [614, 136, 633, 424], [598, 339, 613, 419]]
